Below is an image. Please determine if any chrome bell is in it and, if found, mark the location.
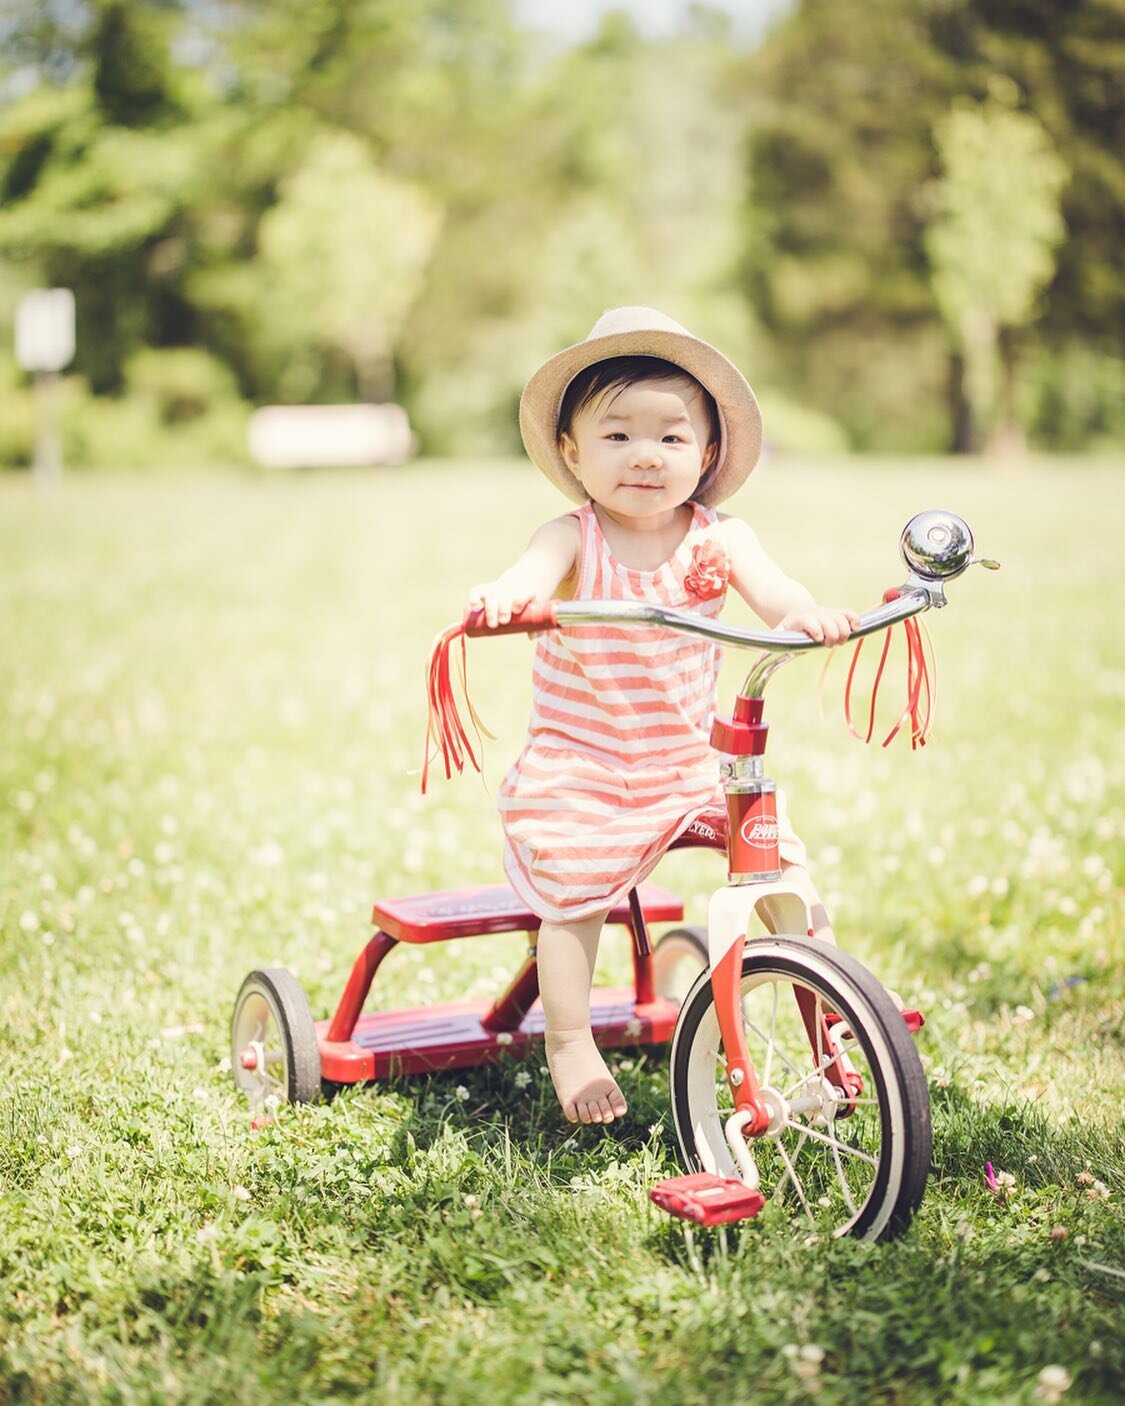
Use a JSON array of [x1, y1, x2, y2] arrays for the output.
[[899, 510, 998, 582]]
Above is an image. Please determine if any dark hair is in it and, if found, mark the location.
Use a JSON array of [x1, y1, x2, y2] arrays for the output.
[[556, 355, 721, 449]]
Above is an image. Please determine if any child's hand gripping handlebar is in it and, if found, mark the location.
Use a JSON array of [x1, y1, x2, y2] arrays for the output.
[[461, 602, 560, 637]]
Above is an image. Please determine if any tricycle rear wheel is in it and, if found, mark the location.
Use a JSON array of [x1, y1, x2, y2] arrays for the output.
[[231, 967, 321, 1106], [652, 926, 709, 1004]]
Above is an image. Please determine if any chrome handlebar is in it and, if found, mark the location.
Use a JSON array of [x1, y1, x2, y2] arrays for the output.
[[551, 586, 934, 656], [551, 510, 997, 698]]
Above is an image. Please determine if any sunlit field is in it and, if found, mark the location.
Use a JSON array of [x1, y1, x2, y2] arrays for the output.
[[2, 458, 1122, 1404]]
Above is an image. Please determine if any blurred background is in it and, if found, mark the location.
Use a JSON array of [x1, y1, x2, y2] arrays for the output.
[[0, 0, 1121, 473]]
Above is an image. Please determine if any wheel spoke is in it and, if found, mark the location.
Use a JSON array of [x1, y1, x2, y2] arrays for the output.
[[783, 1118, 879, 1167], [773, 1137, 815, 1225], [763, 980, 780, 1088], [830, 1133, 860, 1216], [780, 1032, 862, 1104], [743, 1016, 804, 1082]]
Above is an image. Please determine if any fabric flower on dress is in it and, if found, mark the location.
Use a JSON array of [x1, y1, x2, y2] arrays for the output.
[[684, 539, 731, 601]]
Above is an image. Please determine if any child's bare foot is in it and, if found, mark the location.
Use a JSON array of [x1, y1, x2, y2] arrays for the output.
[[545, 1028, 628, 1124]]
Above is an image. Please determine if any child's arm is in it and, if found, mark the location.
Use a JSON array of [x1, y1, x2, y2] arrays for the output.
[[469, 515, 581, 628], [722, 517, 858, 645]]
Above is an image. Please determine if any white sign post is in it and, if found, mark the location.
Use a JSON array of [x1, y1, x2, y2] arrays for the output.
[[15, 288, 76, 488]]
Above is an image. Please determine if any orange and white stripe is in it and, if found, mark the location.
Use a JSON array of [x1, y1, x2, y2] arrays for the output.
[[499, 502, 768, 922]]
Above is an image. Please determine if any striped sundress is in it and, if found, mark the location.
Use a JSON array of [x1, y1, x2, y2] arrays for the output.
[[499, 501, 803, 923]]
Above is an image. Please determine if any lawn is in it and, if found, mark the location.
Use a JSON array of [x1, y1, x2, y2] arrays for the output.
[[1, 457, 1122, 1405]]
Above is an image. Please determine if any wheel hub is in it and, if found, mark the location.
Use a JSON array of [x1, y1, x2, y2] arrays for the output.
[[757, 1086, 789, 1137]]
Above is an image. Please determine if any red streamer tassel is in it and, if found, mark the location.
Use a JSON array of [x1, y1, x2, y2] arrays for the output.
[[421, 622, 493, 793], [843, 590, 937, 751]]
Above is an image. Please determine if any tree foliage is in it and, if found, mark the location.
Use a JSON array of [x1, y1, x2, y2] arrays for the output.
[[926, 88, 1068, 448], [253, 131, 442, 402], [0, 0, 1120, 464], [741, 0, 1123, 452]]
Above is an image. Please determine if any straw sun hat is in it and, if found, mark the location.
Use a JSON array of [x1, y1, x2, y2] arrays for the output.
[[518, 306, 763, 507]]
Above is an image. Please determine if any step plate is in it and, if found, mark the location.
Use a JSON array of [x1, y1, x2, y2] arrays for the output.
[[318, 988, 679, 1082], [650, 1172, 766, 1226]]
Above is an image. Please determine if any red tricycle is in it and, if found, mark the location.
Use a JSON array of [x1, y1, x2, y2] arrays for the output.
[[231, 510, 996, 1241]]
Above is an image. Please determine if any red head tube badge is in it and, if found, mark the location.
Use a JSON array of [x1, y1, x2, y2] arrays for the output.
[[726, 784, 782, 884]]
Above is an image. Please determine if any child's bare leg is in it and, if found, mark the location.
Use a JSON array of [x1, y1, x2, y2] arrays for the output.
[[536, 910, 627, 1124]]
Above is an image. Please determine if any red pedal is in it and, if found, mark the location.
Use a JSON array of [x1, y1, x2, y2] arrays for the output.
[[650, 1173, 765, 1226]]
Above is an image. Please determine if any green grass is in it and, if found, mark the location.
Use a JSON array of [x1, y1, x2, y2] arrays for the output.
[[1, 457, 1122, 1405]]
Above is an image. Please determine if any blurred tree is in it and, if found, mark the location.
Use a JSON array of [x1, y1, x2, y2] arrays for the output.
[[254, 130, 442, 402], [0, 0, 208, 393], [925, 88, 1068, 455], [970, 0, 1124, 351], [742, 0, 1123, 452], [740, 0, 964, 451], [404, 9, 759, 453], [91, 1, 181, 127]]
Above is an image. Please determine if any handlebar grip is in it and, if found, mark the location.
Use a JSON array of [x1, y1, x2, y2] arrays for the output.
[[462, 603, 559, 637]]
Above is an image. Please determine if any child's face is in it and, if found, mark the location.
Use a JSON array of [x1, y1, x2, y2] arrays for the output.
[[559, 376, 718, 522]]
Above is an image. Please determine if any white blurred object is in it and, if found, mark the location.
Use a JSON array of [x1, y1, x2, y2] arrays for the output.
[[247, 403, 414, 469], [16, 288, 75, 488], [15, 288, 75, 373]]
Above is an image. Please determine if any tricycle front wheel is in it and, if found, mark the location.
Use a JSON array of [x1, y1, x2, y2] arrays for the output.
[[231, 967, 321, 1106], [669, 937, 931, 1241]]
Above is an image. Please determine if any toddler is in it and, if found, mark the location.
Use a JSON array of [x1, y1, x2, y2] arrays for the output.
[[469, 307, 857, 1126]]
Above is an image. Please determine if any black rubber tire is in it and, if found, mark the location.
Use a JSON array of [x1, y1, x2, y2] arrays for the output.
[[669, 937, 930, 1241], [231, 967, 322, 1105], [652, 926, 710, 1005]]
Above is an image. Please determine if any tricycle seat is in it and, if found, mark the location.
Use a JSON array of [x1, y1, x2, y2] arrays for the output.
[[372, 881, 685, 945]]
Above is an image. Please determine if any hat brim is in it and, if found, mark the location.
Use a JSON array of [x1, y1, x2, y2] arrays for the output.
[[518, 326, 762, 506]]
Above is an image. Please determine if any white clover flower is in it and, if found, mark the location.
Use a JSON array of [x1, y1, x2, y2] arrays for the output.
[[514, 1070, 532, 1089], [455, 1085, 470, 1102], [231, 1185, 251, 1202], [495, 1032, 513, 1046], [1035, 1364, 1072, 1403]]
